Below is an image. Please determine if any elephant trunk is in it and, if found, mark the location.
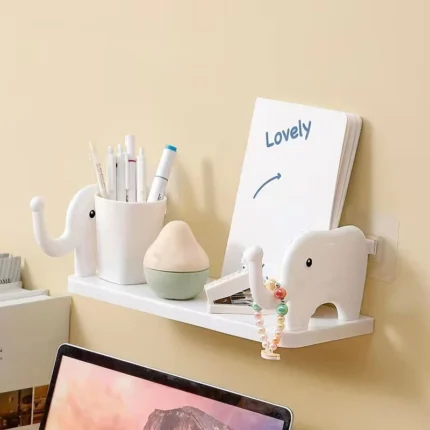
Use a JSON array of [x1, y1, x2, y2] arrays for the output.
[[30, 184, 98, 277], [243, 246, 278, 310], [30, 197, 79, 257]]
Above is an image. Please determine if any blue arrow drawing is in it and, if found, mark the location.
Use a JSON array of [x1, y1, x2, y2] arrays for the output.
[[253, 173, 282, 199]]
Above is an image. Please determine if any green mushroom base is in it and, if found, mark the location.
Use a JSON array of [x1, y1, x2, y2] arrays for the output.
[[144, 267, 209, 300]]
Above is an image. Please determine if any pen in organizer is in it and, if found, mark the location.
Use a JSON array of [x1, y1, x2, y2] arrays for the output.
[[89, 141, 108, 199], [125, 152, 130, 202], [136, 147, 147, 202], [116, 144, 126, 201], [106, 146, 116, 200], [147, 144, 177, 202], [125, 135, 137, 202]]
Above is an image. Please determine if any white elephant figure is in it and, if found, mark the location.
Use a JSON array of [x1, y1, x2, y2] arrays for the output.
[[30, 184, 98, 277], [243, 226, 372, 331]]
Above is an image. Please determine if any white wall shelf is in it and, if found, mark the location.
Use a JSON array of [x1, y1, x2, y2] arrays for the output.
[[68, 275, 374, 348]]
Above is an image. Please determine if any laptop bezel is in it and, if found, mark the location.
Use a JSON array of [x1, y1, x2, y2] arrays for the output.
[[39, 343, 293, 429]]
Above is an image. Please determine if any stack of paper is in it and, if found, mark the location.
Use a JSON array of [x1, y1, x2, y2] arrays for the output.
[[0, 291, 70, 428], [222, 97, 362, 280], [0, 254, 48, 301]]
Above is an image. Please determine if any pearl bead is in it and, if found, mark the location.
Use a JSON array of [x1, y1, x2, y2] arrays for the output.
[[277, 323, 285, 330], [275, 329, 283, 337], [276, 303, 288, 316], [277, 315, 285, 323], [252, 302, 262, 312], [274, 287, 287, 300], [256, 320, 264, 327], [272, 338, 280, 345], [258, 327, 266, 335], [260, 334, 268, 342], [265, 279, 277, 291], [270, 343, 278, 351], [254, 312, 262, 320], [262, 341, 269, 349]]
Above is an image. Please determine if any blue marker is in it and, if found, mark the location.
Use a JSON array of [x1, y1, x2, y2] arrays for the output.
[[147, 145, 177, 202]]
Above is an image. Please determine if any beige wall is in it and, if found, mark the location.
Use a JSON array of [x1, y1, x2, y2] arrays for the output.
[[1, 1, 429, 428]]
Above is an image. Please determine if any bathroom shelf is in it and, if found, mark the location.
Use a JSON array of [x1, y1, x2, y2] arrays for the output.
[[68, 275, 374, 348]]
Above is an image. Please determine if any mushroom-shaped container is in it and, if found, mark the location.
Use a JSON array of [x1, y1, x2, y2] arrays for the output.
[[143, 220, 210, 300]]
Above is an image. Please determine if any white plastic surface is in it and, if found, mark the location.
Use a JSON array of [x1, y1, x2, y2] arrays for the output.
[[30, 184, 98, 277], [344, 207, 399, 283], [244, 226, 370, 331], [68, 275, 374, 348], [95, 196, 166, 285]]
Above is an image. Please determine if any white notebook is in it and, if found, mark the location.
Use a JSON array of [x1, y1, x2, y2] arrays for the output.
[[222, 97, 362, 280]]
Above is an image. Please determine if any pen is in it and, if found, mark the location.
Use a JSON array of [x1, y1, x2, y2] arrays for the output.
[[125, 135, 137, 202], [89, 141, 108, 199], [137, 147, 147, 203], [116, 144, 126, 201], [147, 144, 177, 202], [106, 146, 116, 200], [125, 152, 130, 202]]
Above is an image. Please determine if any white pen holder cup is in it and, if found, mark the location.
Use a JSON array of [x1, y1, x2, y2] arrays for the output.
[[95, 196, 166, 285]]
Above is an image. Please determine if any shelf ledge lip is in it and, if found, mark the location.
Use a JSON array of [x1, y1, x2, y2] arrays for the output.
[[68, 275, 374, 349]]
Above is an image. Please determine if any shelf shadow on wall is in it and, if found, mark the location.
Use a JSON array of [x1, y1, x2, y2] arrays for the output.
[[166, 158, 230, 278]]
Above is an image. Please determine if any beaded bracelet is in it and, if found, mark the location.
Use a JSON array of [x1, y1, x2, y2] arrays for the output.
[[252, 278, 288, 360]]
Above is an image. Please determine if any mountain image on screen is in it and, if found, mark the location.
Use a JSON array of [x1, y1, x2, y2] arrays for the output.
[[143, 406, 232, 430]]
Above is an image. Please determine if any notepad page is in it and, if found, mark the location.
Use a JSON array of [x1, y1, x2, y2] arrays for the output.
[[222, 98, 349, 280], [330, 114, 362, 228]]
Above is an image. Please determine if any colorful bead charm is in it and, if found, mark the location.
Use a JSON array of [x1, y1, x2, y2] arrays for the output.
[[253, 278, 289, 361]]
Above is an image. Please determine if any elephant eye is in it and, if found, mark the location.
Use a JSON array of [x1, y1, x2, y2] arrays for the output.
[[306, 258, 312, 268], [89, 210, 96, 218]]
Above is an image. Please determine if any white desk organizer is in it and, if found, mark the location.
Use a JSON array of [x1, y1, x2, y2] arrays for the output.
[[30, 184, 166, 285], [30, 186, 376, 352]]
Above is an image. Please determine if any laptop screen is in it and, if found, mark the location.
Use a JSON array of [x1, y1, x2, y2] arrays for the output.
[[43, 355, 289, 429]]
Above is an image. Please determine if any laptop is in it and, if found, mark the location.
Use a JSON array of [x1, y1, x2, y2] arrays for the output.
[[39, 344, 293, 429]]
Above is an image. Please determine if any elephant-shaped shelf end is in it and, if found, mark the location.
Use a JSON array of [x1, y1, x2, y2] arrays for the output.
[[243, 225, 377, 332], [30, 184, 99, 277]]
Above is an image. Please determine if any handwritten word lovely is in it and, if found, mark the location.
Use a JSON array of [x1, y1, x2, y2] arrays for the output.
[[265, 120, 312, 148]]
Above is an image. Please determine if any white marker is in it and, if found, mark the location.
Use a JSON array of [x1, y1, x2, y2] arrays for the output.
[[125, 135, 137, 202], [116, 144, 126, 201], [147, 144, 177, 202], [106, 146, 116, 200], [125, 153, 130, 202], [136, 147, 147, 203], [89, 141, 108, 199]]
